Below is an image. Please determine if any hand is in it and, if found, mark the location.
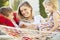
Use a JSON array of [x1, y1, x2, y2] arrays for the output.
[[26, 24, 38, 30], [20, 24, 28, 28]]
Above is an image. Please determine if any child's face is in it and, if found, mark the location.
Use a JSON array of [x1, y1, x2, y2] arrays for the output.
[[44, 4, 53, 13], [20, 6, 32, 18], [8, 12, 14, 19]]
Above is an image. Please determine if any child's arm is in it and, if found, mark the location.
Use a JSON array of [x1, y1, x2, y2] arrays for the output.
[[51, 13, 59, 31]]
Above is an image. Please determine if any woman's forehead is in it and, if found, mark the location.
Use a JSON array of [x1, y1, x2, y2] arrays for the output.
[[20, 6, 31, 10]]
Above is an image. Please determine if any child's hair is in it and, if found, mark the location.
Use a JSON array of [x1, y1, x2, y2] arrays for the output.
[[43, 0, 58, 10], [0, 7, 13, 17], [18, 1, 32, 18]]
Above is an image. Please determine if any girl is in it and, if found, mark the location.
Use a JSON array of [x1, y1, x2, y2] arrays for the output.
[[43, 0, 60, 31]]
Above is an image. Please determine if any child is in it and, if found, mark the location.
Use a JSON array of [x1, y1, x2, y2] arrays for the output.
[[0, 7, 19, 27]]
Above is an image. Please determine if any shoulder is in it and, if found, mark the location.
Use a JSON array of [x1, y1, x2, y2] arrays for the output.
[[34, 15, 45, 23], [0, 14, 6, 21], [13, 12, 20, 24], [54, 11, 60, 15], [53, 11, 60, 20], [53, 11, 60, 17], [34, 15, 45, 21], [34, 15, 44, 19], [13, 12, 17, 17]]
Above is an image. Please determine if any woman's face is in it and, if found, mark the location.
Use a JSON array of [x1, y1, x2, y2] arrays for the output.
[[20, 6, 32, 18]]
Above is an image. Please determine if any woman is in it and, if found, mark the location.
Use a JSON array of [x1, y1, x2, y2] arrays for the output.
[[0, 7, 19, 27], [43, 0, 60, 31], [18, 1, 45, 30]]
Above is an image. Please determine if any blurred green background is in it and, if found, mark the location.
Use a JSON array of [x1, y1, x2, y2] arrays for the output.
[[0, 0, 22, 10], [39, 0, 47, 18], [0, 0, 9, 7]]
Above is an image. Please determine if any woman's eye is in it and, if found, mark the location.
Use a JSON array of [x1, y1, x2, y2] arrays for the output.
[[24, 9, 27, 11]]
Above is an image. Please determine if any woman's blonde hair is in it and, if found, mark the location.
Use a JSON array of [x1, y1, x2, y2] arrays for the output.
[[43, 0, 58, 10]]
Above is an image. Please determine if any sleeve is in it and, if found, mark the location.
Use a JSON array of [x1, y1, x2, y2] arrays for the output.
[[34, 15, 45, 24], [13, 12, 20, 25], [0, 15, 15, 27]]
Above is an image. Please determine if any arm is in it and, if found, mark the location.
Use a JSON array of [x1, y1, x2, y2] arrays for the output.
[[19, 21, 28, 28], [51, 13, 59, 31]]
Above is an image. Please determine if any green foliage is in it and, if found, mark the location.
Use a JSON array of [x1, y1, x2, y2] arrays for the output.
[[39, 0, 47, 18], [0, 0, 9, 7], [12, 0, 20, 10], [12, 0, 22, 11]]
